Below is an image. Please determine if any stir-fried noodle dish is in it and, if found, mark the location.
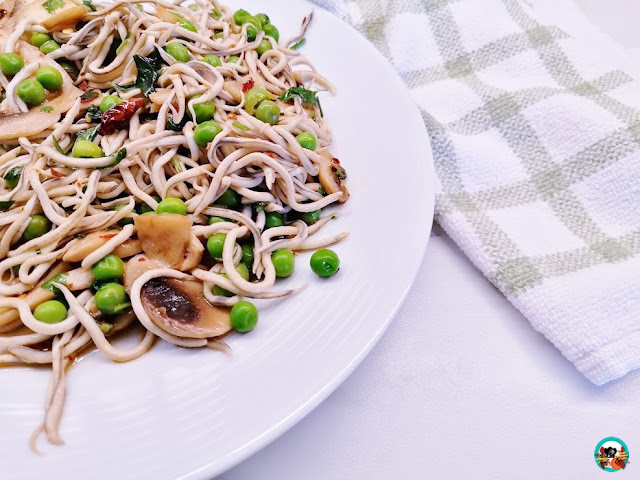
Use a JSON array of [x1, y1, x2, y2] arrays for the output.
[[0, 0, 349, 450]]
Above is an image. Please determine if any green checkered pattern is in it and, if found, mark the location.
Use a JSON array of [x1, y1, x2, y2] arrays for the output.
[[314, 0, 640, 383]]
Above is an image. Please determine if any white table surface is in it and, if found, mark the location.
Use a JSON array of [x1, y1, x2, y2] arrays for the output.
[[219, 2, 640, 478]]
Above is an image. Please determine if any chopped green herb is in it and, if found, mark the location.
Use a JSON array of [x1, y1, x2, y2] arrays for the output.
[[83, 0, 95, 11], [291, 38, 306, 50], [42, 0, 64, 13], [52, 136, 65, 155], [36, 249, 42, 255], [80, 90, 99, 102], [86, 106, 102, 121], [115, 49, 165, 96], [279, 86, 323, 116], [0, 201, 14, 212], [77, 126, 98, 142], [166, 114, 189, 132], [4, 166, 22, 189], [232, 121, 249, 131], [317, 186, 326, 196], [40, 106, 54, 113], [99, 322, 114, 334], [113, 148, 127, 164]]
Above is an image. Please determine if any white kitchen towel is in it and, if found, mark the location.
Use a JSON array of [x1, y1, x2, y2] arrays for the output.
[[311, 0, 640, 385]]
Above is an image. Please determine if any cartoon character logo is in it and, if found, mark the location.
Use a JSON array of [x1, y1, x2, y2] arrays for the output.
[[595, 437, 629, 472]]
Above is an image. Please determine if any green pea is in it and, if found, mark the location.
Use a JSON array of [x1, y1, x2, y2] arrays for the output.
[[256, 39, 271, 56], [95, 283, 131, 315], [164, 42, 190, 62], [207, 232, 227, 259], [23, 214, 52, 241], [310, 248, 340, 277], [216, 188, 240, 208], [16, 79, 46, 107], [255, 13, 270, 27], [192, 100, 215, 123], [92, 254, 125, 281], [213, 263, 250, 297], [213, 31, 225, 40], [230, 300, 258, 332], [262, 24, 279, 42], [264, 211, 284, 229], [241, 243, 254, 267], [203, 54, 221, 67], [255, 100, 280, 125], [208, 216, 228, 224], [233, 9, 251, 25], [39, 40, 61, 54], [35, 66, 63, 91], [300, 210, 320, 225], [211, 8, 222, 19], [272, 249, 294, 278], [72, 140, 103, 158], [33, 300, 67, 324], [114, 204, 134, 225], [227, 55, 239, 63], [244, 16, 262, 42], [156, 197, 187, 215], [177, 17, 197, 32], [0, 53, 24, 76], [193, 120, 223, 146], [100, 95, 122, 113], [244, 87, 273, 115], [296, 131, 317, 150], [31, 32, 52, 48]]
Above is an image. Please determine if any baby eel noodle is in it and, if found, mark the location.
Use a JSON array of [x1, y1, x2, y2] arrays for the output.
[[0, 0, 350, 450]]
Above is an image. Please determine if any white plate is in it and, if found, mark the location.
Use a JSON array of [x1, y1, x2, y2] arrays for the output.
[[0, 2, 434, 478]]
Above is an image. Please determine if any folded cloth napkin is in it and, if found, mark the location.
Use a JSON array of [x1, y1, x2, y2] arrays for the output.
[[312, 0, 640, 385]]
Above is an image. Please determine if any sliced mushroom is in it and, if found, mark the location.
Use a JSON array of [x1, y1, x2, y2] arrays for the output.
[[63, 230, 142, 263], [0, 34, 82, 141], [134, 214, 203, 271], [223, 80, 243, 104], [142, 277, 230, 339], [0, 265, 93, 331], [318, 150, 349, 203], [5, 0, 86, 31], [155, 5, 179, 23], [124, 254, 231, 339]]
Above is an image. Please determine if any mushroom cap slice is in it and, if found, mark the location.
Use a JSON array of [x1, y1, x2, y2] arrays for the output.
[[124, 255, 231, 339], [0, 34, 82, 141], [318, 150, 349, 203], [63, 230, 142, 263], [3, 0, 87, 32], [134, 214, 203, 271], [141, 277, 231, 339]]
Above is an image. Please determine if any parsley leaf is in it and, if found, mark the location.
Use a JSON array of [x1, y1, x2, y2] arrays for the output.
[[83, 0, 95, 11], [42, 0, 64, 13], [40, 106, 54, 113], [3, 166, 22, 189], [86, 106, 102, 121], [166, 115, 189, 132], [279, 86, 323, 116], [115, 49, 165, 96], [77, 126, 98, 142]]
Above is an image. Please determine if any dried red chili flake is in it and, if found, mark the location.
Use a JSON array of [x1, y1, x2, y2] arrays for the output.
[[78, 80, 89, 91], [100, 234, 117, 240], [0, 9, 7, 20], [99, 98, 145, 135], [242, 78, 255, 93], [50, 169, 65, 178], [265, 152, 277, 158], [332, 158, 341, 165]]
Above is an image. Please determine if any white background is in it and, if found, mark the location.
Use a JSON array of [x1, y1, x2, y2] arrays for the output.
[[219, 1, 640, 478]]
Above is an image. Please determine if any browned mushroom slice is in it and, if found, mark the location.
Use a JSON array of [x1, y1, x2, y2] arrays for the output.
[[141, 277, 231, 339], [63, 230, 142, 263], [318, 151, 349, 203], [134, 214, 203, 271], [0, 34, 82, 141]]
